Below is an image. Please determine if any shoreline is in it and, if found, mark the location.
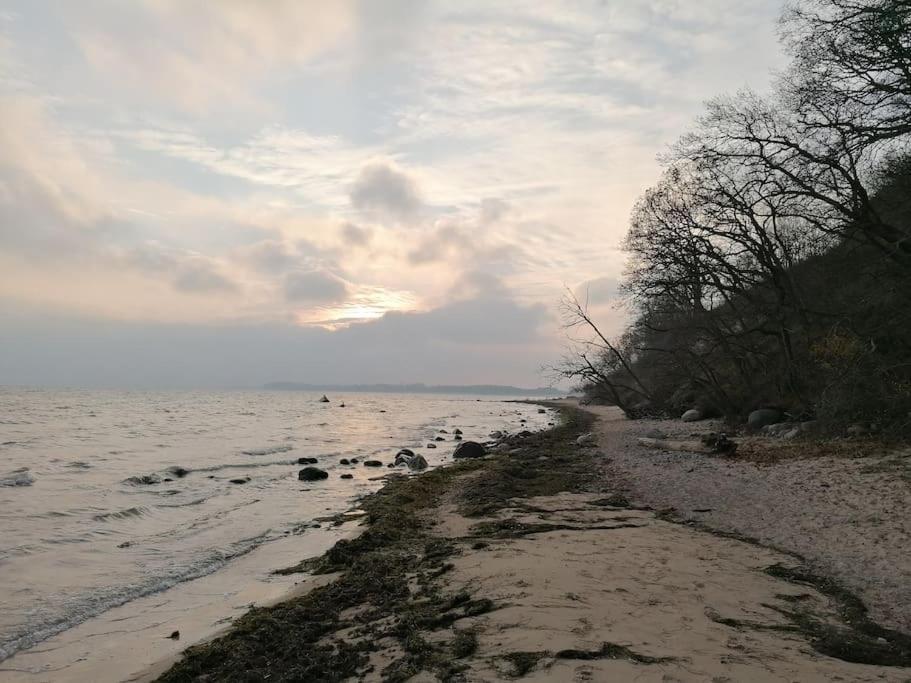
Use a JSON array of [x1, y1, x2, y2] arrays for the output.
[[149, 401, 911, 681]]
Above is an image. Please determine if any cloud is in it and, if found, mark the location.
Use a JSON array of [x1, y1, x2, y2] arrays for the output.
[[340, 222, 373, 247], [350, 162, 423, 224], [173, 260, 238, 293], [126, 242, 238, 293], [0, 290, 558, 388], [407, 223, 471, 264], [283, 270, 349, 304], [69, 1, 356, 115]]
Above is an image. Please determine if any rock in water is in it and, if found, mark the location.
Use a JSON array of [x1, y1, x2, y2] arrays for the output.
[[0, 469, 34, 487], [298, 467, 329, 481], [453, 428, 463, 435], [576, 433, 596, 447], [394, 449, 415, 466], [538, 408, 546, 413], [681, 409, 703, 422], [229, 477, 250, 485], [408, 454, 429, 470], [124, 473, 161, 486], [489, 431, 504, 439], [340, 473, 354, 479], [339, 458, 350, 465], [453, 441, 487, 459], [748, 408, 782, 430], [167, 466, 190, 478], [434, 436, 445, 441], [319, 395, 330, 403], [297, 457, 319, 464], [364, 460, 383, 467], [426, 443, 437, 449]]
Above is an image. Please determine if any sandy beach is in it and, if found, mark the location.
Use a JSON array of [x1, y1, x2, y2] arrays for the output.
[[141, 401, 911, 682]]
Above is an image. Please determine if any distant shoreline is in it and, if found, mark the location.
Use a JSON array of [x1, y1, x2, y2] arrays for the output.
[[262, 382, 565, 397]]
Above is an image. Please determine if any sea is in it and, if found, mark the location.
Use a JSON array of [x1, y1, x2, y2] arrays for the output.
[[0, 387, 554, 676]]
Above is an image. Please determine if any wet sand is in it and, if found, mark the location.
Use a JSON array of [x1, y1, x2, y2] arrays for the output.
[[0, 525, 356, 683]]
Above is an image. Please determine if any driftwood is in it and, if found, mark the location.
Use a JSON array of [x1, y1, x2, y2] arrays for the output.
[[637, 433, 737, 455]]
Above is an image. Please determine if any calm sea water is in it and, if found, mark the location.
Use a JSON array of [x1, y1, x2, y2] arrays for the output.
[[0, 388, 554, 662]]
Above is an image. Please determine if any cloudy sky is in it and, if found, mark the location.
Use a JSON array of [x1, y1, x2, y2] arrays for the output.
[[0, 0, 784, 389]]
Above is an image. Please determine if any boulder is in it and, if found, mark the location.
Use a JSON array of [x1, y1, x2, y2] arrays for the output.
[[350, 458, 359, 464], [364, 460, 383, 467], [1, 469, 34, 487], [453, 434, 463, 441], [681, 409, 703, 422], [298, 467, 329, 481], [340, 473, 354, 479], [439, 429, 449, 434], [394, 449, 415, 465], [453, 441, 487, 459], [297, 457, 319, 465], [426, 443, 437, 449], [748, 408, 782, 431], [434, 436, 445, 442], [576, 433, 596, 447], [453, 429, 463, 435], [124, 474, 160, 486], [763, 422, 795, 438], [408, 454, 429, 470], [339, 458, 350, 465], [319, 395, 330, 403]]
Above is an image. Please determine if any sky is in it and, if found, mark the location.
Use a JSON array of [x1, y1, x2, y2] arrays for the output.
[[0, 0, 785, 389]]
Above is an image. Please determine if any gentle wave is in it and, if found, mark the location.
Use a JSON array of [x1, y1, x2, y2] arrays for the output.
[[92, 506, 150, 522], [241, 444, 294, 456], [0, 531, 274, 662]]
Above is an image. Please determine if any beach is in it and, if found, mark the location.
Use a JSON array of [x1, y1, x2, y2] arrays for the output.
[[144, 401, 911, 682], [0, 389, 553, 681]]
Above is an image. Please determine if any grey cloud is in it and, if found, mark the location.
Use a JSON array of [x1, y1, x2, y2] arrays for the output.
[[0, 291, 557, 389], [128, 242, 238, 293], [350, 162, 423, 224], [479, 198, 510, 225], [240, 240, 300, 273], [283, 270, 349, 303], [407, 224, 471, 264], [173, 260, 238, 293], [340, 222, 373, 247]]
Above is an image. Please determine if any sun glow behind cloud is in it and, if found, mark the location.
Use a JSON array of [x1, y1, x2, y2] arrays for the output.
[[296, 286, 420, 330]]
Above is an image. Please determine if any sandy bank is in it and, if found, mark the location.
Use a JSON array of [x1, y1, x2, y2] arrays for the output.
[[149, 404, 911, 681], [582, 403, 911, 633]]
